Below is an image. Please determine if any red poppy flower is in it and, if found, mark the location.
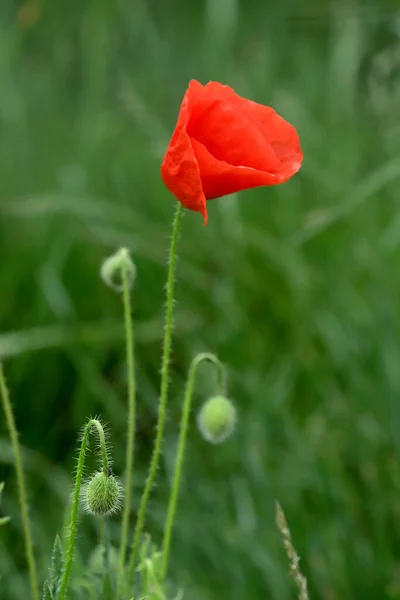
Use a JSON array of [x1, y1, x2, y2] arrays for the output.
[[161, 80, 303, 225]]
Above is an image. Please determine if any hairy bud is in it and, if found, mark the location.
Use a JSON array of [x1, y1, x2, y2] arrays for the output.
[[100, 248, 136, 292], [197, 395, 236, 444], [81, 470, 123, 517]]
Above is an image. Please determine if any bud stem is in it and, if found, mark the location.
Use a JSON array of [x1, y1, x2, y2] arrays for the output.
[[96, 419, 110, 477], [58, 419, 108, 600], [127, 202, 184, 583], [117, 250, 137, 594], [275, 501, 309, 600], [160, 352, 226, 580], [0, 362, 39, 600]]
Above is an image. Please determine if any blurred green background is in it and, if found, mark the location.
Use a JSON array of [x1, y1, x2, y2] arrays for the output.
[[1, 0, 400, 598]]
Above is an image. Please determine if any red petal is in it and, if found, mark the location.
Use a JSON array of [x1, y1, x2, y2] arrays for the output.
[[161, 81, 208, 223], [203, 82, 303, 168], [187, 93, 281, 174], [161, 80, 303, 224], [191, 138, 301, 200]]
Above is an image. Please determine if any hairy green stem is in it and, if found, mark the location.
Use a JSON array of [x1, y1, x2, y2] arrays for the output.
[[160, 352, 225, 579], [275, 501, 309, 600], [117, 251, 137, 595], [127, 203, 184, 582], [58, 419, 108, 600], [96, 420, 109, 476], [0, 362, 39, 600]]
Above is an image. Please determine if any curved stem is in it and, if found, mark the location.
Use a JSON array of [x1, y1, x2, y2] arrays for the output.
[[127, 203, 184, 582], [117, 251, 137, 594], [160, 352, 226, 579], [58, 419, 108, 600], [0, 362, 39, 600], [93, 418, 109, 476]]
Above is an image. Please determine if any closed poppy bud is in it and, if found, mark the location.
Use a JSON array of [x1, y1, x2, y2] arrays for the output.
[[81, 470, 123, 518], [100, 247, 136, 292], [161, 80, 303, 225], [197, 395, 236, 444]]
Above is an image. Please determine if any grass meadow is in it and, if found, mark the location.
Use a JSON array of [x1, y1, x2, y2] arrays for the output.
[[1, 0, 400, 598]]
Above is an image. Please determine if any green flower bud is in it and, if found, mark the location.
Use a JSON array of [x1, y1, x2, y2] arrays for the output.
[[197, 395, 236, 444], [81, 470, 123, 517], [100, 248, 136, 292]]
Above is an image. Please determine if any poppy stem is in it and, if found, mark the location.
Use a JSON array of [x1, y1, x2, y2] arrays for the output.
[[0, 362, 39, 600], [160, 352, 226, 580], [116, 252, 137, 595], [127, 202, 184, 585], [275, 501, 309, 600], [58, 418, 108, 600]]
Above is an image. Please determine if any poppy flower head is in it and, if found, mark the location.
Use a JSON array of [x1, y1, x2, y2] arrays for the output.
[[161, 80, 303, 225]]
